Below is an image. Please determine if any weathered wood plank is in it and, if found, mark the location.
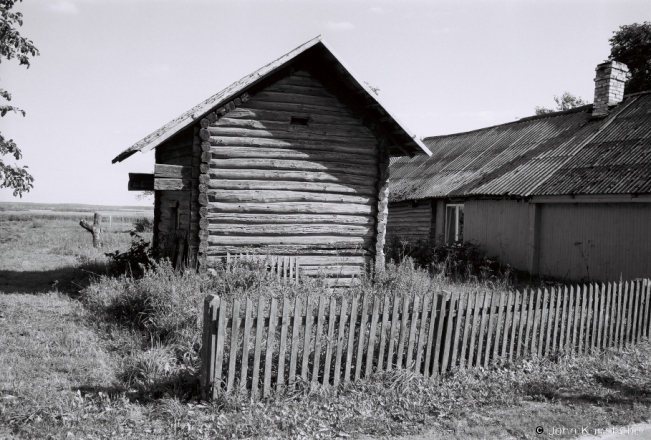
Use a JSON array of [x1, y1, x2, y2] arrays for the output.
[[208, 201, 375, 216], [467, 292, 482, 368], [251, 299, 265, 397], [605, 283, 614, 348], [344, 296, 358, 383], [208, 168, 375, 187], [206, 179, 376, 196], [312, 296, 325, 384], [531, 289, 542, 357], [155, 164, 192, 178], [475, 293, 490, 368], [227, 299, 240, 392], [614, 282, 622, 350], [501, 291, 513, 359], [243, 98, 352, 116], [396, 295, 410, 370], [213, 297, 226, 397], [333, 298, 347, 387], [354, 295, 369, 380], [208, 213, 374, 226], [626, 281, 635, 345], [226, 106, 362, 126], [207, 189, 375, 205], [560, 287, 570, 351], [240, 299, 252, 391], [208, 223, 373, 236], [516, 290, 528, 359], [210, 145, 377, 164], [205, 127, 375, 145], [432, 292, 449, 377], [415, 294, 431, 375], [252, 90, 348, 109], [366, 295, 380, 377], [484, 292, 497, 368], [154, 178, 192, 191], [643, 281, 650, 339], [459, 292, 474, 369], [551, 288, 561, 353], [591, 284, 599, 351], [405, 295, 420, 371], [263, 298, 277, 396], [386, 296, 401, 372], [277, 297, 290, 391], [377, 295, 390, 372], [323, 297, 336, 386], [442, 293, 457, 373], [301, 297, 314, 381], [634, 281, 642, 343], [210, 120, 374, 140], [508, 291, 519, 362], [207, 235, 372, 247], [209, 158, 378, 178], [288, 297, 302, 386], [544, 288, 554, 356]]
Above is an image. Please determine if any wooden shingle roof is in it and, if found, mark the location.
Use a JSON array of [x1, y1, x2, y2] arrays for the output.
[[112, 36, 430, 163]]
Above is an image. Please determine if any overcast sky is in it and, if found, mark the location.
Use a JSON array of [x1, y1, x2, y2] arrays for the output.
[[2, 0, 649, 206]]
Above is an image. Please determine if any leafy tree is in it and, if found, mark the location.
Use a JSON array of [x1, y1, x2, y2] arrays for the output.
[[609, 22, 651, 94], [1, 0, 38, 197], [534, 92, 588, 115]]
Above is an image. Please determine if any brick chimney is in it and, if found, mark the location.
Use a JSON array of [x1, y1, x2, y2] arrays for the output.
[[592, 61, 629, 117]]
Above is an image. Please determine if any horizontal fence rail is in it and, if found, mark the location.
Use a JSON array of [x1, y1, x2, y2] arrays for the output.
[[201, 279, 651, 399]]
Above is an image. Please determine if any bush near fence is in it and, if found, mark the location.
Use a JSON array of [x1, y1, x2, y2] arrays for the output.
[[202, 279, 651, 399]]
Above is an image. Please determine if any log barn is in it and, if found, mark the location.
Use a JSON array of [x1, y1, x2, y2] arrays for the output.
[[113, 37, 431, 285], [389, 61, 651, 282]]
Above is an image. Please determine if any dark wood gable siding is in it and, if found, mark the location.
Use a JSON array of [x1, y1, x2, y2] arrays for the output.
[[203, 70, 382, 283], [154, 125, 200, 254], [387, 201, 433, 242]]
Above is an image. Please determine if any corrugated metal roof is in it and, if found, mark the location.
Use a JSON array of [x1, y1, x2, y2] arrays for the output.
[[390, 92, 651, 201], [112, 36, 430, 163]]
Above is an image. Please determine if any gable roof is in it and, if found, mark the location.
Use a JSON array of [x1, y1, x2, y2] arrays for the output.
[[112, 36, 430, 163], [390, 91, 651, 202]]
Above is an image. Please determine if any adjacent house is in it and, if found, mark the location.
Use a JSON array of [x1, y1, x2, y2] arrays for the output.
[[113, 36, 431, 286], [389, 61, 651, 282]]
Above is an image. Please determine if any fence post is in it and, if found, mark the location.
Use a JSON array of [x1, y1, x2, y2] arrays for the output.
[[201, 294, 220, 400]]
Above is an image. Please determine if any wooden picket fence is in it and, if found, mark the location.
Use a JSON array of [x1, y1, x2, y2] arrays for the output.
[[226, 252, 300, 283], [201, 279, 651, 399]]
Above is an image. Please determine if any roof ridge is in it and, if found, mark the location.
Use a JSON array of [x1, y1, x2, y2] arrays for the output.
[[423, 105, 593, 142]]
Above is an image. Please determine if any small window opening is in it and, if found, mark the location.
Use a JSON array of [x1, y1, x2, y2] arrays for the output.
[[445, 204, 464, 243], [290, 116, 309, 126]]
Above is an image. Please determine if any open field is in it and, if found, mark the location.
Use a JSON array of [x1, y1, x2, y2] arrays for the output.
[[1, 216, 650, 439]]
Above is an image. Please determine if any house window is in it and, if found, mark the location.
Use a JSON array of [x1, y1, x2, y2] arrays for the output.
[[445, 204, 464, 243]]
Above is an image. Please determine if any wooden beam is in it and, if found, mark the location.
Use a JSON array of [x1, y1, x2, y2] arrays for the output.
[[154, 164, 192, 179], [128, 173, 154, 191], [154, 178, 192, 191]]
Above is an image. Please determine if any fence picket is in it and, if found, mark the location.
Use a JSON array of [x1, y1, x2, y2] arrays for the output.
[[536, 289, 546, 357], [622, 282, 630, 348], [633, 281, 642, 342], [264, 298, 278, 396], [355, 294, 369, 380], [323, 297, 336, 386], [545, 288, 554, 356], [387, 296, 401, 371], [591, 284, 600, 352], [510, 290, 522, 362], [227, 299, 241, 392], [559, 287, 569, 351], [277, 297, 290, 391], [251, 299, 265, 396], [484, 292, 498, 368], [450, 293, 465, 369], [459, 292, 473, 369], [377, 296, 390, 372], [502, 291, 514, 359], [493, 292, 505, 361], [415, 294, 431, 374], [467, 292, 483, 368], [579, 285, 588, 355], [551, 288, 560, 353], [333, 298, 347, 387], [406, 294, 420, 371], [240, 299, 253, 391], [597, 283, 608, 349], [366, 296, 380, 378], [344, 296, 358, 383], [585, 284, 593, 353], [626, 281, 634, 346], [396, 295, 410, 369], [433, 292, 449, 376], [288, 297, 302, 386], [608, 282, 616, 348], [442, 293, 457, 372], [213, 296, 227, 397], [301, 297, 314, 381], [644, 281, 651, 339], [312, 296, 325, 384], [476, 293, 491, 367], [524, 289, 535, 357], [571, 286, 580, 354]]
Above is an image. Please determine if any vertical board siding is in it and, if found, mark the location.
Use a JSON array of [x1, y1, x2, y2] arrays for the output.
[[538, 203, 651, 282], [202, 278, 651, 398], [464, 200, 531, 272], [204, 70, 381, 281], [386, 201, 433, 242]]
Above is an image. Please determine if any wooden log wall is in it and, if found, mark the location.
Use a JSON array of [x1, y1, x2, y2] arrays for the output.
[[386, 201, 433, 242], [154, 126, 195, 250], [202, 70, 383, 285]]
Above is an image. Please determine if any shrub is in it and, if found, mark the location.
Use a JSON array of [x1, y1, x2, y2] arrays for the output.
[[132, 216, 154, 233], [104, 232, 154, 276]]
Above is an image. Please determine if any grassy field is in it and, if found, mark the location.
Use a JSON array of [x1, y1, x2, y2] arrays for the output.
[[1, 216, 650, 439]]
